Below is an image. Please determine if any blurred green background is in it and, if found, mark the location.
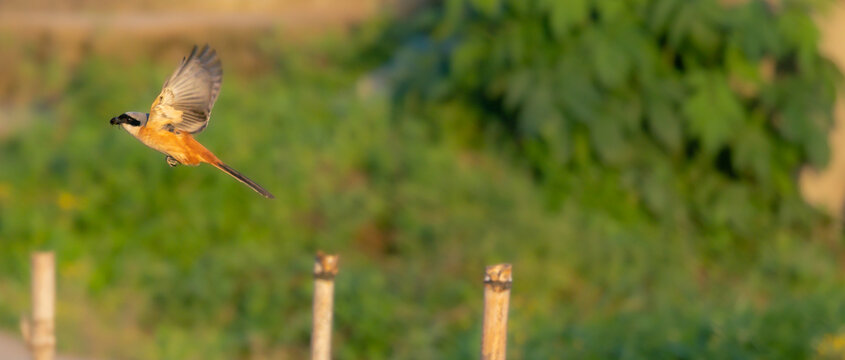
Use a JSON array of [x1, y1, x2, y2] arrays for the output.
[[3, 0, 845, 358]]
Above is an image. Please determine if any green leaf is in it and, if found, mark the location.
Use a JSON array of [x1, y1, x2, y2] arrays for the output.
[[804, 113, 830, 168], [519, 85, 556, 136], [556, 56, 600, 123], [543, 0, 588, 38], [732, 122, 772, 185], [469, 0, 500, 17], [687, 14, 720, 55], [683, 73, 744, 155], [778, 9, 818, 50], [715, 184, 754, 236], [588, 113, 629, 165], [592, 32, 630, 88], [647, 102, 683, 153], [504, 70, 533, 111], [450, 40, 486, 87], [506, 0, 530, 14], [539, 115, 570, 164], [596, 0, 627, 23], [637, 162, 677, 217], [725, 45, 762, 94]]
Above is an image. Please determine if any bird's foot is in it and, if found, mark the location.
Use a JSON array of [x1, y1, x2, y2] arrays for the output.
[[166, 156, 180, 167]]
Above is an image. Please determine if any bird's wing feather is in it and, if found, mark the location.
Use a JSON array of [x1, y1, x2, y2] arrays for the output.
[[147, 44, 222, 134]]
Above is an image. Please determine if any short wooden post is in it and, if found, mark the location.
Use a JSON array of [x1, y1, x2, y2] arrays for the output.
[[481, 263, 512, 360], [20, 252, 56, 360], [311, 252, 339, 360]]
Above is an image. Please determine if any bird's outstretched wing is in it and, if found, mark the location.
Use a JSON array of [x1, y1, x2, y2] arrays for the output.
[[147, 44, 222, 134]]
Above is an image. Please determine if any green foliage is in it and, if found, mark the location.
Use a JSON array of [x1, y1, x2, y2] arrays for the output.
[[373, 0, 841, 237], [1, 5, 845, 357]]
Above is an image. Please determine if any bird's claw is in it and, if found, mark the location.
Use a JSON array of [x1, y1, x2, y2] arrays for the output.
[[166, 156, 180, 167]]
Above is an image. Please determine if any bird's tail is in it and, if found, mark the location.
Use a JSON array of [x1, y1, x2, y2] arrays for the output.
[[211, 162, 275, 199]]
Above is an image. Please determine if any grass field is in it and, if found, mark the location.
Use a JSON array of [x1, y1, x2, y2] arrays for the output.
[[3, 13, 845, 359]]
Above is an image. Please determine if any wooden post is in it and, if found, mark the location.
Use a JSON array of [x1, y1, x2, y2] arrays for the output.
[[20, 252, 55, 360], [481, 263, 512, 360], [311, 252, 339, 360]]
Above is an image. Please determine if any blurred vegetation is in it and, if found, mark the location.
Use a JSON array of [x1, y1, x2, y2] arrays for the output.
[[1, 0, 845, 358], [370, 0, 842, 241]]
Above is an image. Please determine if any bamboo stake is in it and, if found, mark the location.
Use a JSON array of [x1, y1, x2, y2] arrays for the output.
[[311, 252, 339, 360], [481, 263, 512, 360], [20, 252, 55, 360]]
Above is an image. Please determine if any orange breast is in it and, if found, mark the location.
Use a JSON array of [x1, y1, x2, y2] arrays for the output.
[[136, 127, 215, 166]]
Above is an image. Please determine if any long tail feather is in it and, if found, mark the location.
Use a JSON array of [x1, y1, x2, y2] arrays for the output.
[[212, 162, 275, 199]]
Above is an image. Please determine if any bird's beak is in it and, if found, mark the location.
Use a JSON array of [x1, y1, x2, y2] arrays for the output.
[[110, 117, 120, 125]]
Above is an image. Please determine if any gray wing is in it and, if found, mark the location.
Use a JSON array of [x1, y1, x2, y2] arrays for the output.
[[152, 44, 223, 134]]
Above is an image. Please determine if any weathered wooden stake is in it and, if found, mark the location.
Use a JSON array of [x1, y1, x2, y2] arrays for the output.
[[311, 252, 339, 360], [20, 252, 56, 360], [481, 263, 512, 360]]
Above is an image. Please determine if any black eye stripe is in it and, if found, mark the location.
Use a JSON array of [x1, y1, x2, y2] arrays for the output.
[[126, 119, 141, 126]]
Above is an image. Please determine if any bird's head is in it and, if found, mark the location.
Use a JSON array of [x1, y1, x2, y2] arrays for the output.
[[110, 112, 149, 136]]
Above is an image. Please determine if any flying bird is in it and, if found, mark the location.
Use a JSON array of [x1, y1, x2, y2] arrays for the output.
[[110, 45, 274, 199]]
